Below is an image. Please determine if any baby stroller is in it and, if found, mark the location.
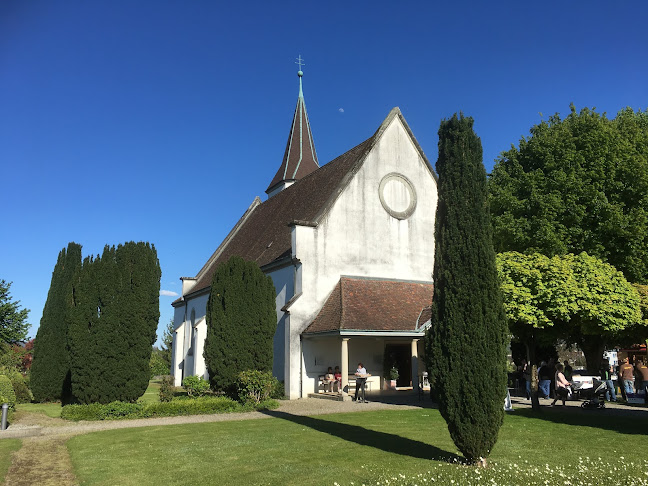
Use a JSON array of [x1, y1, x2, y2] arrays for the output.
[[576, 379, 607, 409]]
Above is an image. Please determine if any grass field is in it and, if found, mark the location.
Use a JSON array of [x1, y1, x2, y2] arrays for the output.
[[67, 407, 648, 486], [16, 402, 62, 418], [0, 439, 21, 482]]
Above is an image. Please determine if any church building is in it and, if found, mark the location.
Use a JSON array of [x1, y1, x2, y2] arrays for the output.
[[171, 68, 438, 399]]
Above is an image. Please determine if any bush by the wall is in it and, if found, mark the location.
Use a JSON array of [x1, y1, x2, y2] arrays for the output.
[[60, 396, 280, 421], [1, 369, 31, 403], [159, 375, 174, 403], [236, 370, 276, 404], [0, 376, 17, 409], [182, 375, 210, 397], [271, 379, 285, 400]]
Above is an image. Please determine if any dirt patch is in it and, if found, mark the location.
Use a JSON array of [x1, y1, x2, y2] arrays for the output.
[[4, 436, 77, 486], [12, 411, 68, 428]]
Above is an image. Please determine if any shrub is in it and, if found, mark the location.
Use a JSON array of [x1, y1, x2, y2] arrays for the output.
[[271, 379, 285, 400], [389, 367, 399, 381], [159, 375, 175, 402], [236, 370, 276, 404], [61, 403, 103, 421], [1, 369, 32, 403], [59, 395, 280, 421], [0, 376, 16, 409], [182, 375, 210, 397]]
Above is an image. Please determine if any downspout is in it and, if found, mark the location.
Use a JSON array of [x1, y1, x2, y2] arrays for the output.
[[300, 335, 303, 398]]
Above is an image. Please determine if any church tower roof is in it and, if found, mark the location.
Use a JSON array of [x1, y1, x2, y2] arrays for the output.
[[266, 61, 319, 197]]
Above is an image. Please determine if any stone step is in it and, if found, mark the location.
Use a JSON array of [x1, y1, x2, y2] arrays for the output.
[[307, 392, 345, 401]]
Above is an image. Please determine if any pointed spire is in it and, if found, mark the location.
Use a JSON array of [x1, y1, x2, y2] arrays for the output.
[[266, 58, 319, 197]]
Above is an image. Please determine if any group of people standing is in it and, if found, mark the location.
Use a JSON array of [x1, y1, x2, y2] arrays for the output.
[[518, 355, 648, 404]]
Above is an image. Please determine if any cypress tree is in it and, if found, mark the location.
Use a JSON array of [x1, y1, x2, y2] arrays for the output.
[[204, 256, 276, 393], [31, 242, 82, 403], [68, 242, 160, 403], [425, 114, 508, 464]]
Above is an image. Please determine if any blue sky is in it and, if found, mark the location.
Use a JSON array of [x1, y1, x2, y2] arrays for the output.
[[1, 1, 646, 345]]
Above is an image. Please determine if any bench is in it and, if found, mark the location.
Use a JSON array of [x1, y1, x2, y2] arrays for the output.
[[317, 375, 339, 393]]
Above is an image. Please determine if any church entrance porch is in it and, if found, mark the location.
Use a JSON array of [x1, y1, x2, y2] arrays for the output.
[[301, 333, 425, 400]]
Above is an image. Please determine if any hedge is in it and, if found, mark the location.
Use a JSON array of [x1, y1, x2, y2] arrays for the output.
[[61, 396, 280, 421]]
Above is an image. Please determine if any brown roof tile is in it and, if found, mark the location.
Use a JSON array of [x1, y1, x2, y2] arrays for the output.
[[184, 137, 376, 299], [304, 277, 434, 333]]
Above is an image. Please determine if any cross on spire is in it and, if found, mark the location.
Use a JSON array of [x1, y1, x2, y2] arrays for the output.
[[295, 55, 305, 72]]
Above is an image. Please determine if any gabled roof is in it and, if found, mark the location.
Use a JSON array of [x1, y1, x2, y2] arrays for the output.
[[266, 72, 319, 194], [303, 277, 434, 334], [177, 108, 435, 303]]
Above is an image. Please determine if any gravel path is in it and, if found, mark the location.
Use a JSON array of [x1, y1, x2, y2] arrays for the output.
[[2, 392, 646, 440], [0, 396, 422, 440]]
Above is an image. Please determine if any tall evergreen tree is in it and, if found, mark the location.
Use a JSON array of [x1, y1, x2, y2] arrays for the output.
[[68, 242, 160, 403], [204, 256, 276, 392], [425, 114, 508, 465], [31, 243, 82, 402]]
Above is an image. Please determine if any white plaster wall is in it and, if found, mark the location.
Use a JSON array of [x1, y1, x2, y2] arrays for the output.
[[268, 266, 295, 382], [171, 269, 292, 387], [171, 293, 208, 386], [287, 117, 438, 398]]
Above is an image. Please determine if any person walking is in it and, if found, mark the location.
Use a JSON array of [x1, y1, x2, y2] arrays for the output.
[[551, 363, 571, 407], [635, 359, 648, 402], [619, 357, 635, 397], [599, 359, 617, 402]]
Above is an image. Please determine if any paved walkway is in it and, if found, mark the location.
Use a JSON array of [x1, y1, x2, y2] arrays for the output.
[[2, 392, 646, 440]]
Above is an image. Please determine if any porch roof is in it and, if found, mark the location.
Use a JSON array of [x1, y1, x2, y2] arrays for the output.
[[302, 277, 433, 335]]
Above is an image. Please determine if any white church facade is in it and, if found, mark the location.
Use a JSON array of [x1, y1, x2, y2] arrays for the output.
[[171, 71, 438, 399]]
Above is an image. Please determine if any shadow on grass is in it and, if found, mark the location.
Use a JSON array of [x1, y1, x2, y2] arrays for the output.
[[510, 407, 648, 436], [263, 409, 463, 463]]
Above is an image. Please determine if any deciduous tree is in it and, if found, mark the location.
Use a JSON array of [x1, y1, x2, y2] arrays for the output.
[[490, 106, 648, 283]]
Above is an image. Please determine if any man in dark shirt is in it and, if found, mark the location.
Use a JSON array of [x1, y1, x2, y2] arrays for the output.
[[599, 359, 616, 402], [619, 358, 635, 396], [635, 359, 648, 402]]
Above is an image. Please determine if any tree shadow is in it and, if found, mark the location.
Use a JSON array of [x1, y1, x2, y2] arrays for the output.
[[510, 406, 648, 436], [262, 409, 464, 463]]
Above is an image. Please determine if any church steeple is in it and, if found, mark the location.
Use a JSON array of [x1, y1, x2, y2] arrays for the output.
[[266, 58, 319, 197]]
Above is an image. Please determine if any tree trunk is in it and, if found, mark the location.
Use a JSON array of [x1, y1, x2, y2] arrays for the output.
[[580, 335, 605, 374]]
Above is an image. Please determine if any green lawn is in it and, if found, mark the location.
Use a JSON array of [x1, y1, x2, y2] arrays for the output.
[[17, 402, 62, 418], [139, 380, 161, 404], [0, 439, 21, 483], [67, 408, 648, 486]]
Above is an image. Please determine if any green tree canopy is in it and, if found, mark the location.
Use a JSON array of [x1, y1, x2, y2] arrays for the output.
[[0, 280, 30, 345], [497, 251, 641, 371], [426, 114, 508, 464], [204, 256, 276, 393], [490, 106, 648, 283]]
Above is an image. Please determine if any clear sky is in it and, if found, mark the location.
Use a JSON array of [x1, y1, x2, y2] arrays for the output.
[[1, 1, 646, 345]]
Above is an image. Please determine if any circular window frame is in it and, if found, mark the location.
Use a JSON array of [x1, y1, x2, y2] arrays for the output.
[[378, 172, 417, 220]]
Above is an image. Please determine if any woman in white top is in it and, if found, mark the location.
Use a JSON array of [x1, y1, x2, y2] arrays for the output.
[[551, 363, 571, 407]]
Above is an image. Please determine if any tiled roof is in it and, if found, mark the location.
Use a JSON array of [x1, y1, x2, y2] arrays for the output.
[[303, 277, 434, 333], [181, 136, 376, 301], [266, 76, 319, 194]]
